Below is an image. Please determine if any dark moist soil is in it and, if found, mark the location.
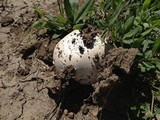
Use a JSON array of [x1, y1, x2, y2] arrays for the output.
[[0, 0, 139, 120]]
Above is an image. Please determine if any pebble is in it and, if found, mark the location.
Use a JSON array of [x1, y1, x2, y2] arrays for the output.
[[90, 107, 100, 117], [81, 105, 89, 115], [64, 109, 68, 116], [10, 100, 13, 105], [68, 112, 74, 119], [17, 86, 23, 92]]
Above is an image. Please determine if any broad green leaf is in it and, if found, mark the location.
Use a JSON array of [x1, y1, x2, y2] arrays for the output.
[[152, 36, 160, 55], [74, 0, 95, 24], [143, 0, 151, 10], [134, 16, 141, 26], [123, 27, 140, 39], [73, 24, 84, 30], [114, 0, 122, 8], [109, 1, 124, 26], [124, 16, 134, 32], [141, 28, 152, 36], [132, 38, 144, 48], [64, 0, 74, 23], [142, 61, 155, 69], [139, 63, 146, 72], [123, 39, 134, 44], [145, 50, 153, 58], [143, 23, 149, 29], [142, 40, 154, 52]]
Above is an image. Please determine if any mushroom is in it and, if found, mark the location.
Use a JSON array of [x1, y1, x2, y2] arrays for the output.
[[53, 30, 109, 84]]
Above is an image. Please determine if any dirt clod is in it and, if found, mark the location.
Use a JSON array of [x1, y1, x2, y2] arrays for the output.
[[92, 47, 138, 104], [64, 109, 68, 116], [80, 25, 101, 48], [68, 112, 74, 119]]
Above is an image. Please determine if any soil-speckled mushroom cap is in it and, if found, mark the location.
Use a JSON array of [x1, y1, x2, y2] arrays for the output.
[[53, 30, 106, 85]]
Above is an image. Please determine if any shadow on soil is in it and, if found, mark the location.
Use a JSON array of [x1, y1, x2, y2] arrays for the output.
[[48, 80, 94, 114]]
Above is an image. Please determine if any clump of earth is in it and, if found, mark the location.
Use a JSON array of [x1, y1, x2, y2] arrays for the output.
[[0, 0, 138, 120]]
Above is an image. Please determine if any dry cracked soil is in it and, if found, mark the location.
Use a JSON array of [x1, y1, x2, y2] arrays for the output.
[[0, 0, 139, 120]]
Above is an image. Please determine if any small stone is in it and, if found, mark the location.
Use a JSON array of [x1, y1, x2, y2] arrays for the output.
[[81, 105, 89, 115], [10, 100, 13, 105], [18, 95, 24, 101], [90, 107, 99, 117], [18, 87, 23, 92], [64, 109, 68, 116], [68, 112, 74, 119], [37, 29, 47, 36]]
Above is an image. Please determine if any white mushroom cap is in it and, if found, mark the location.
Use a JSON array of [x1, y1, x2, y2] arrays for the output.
[[53, 30, 106, 85]]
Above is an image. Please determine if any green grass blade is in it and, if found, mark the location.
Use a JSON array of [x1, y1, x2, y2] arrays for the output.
[[152, 20, 160, 27], [73, 23, 84, 30], [56, 15, 68, 24], [109, 1, 124, 26], [31, 20, 45, 30], [50, 21, 64, 30], [152, 36, 160, 55], [64, 0, 74, 23], [123, 27, 140, 39], [114, 0, 122, 7], [74, 0, 95, 24], [33, 6, 45, 17], [70, 0, 78, 16], [45, 14, 55, 21], [124, 16, 134, 33], [103, 0, 112, 12], [44, 20, 64, 30], [143, 0, 151, 10]]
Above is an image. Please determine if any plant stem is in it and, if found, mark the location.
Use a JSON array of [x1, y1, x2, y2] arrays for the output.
[[151, 90, 154, 115], [57, 0, 64, 16]]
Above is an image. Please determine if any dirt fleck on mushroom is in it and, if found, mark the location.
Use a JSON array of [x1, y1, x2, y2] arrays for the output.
[[69, 55, 72, 61], [58, 50, 62, 58], [79, 46, 84, 54], [68, 112, 74, 119], [72, 38, 76, 44]]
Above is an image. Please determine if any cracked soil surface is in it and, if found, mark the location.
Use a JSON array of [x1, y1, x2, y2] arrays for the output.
[[0, 0, 139, 120]]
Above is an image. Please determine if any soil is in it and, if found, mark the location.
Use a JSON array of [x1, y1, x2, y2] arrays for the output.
[[80, 25, 101, 49], [0, 0, 139, 120]]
